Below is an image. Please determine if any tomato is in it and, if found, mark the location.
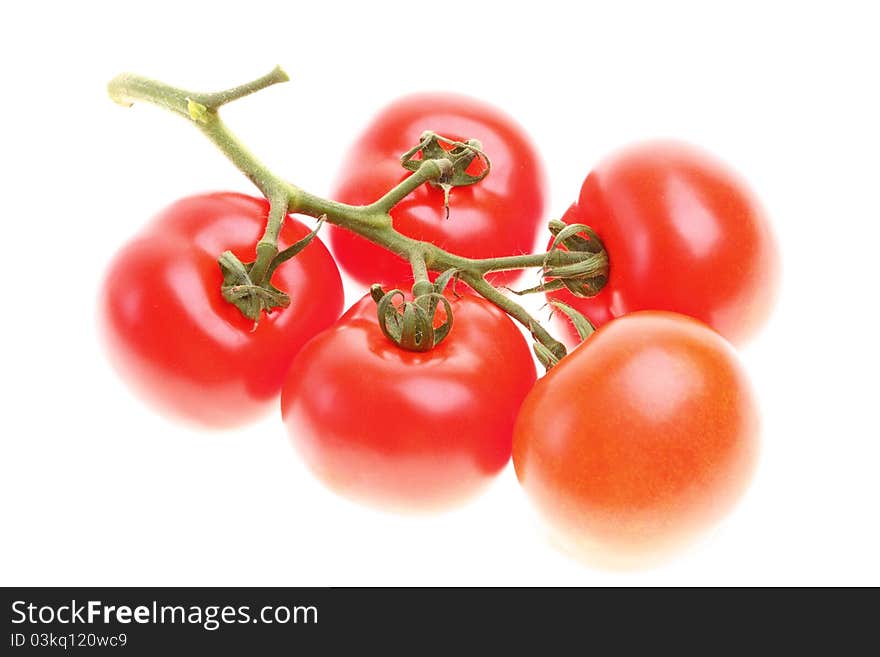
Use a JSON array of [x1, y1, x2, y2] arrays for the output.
[[513, 311, 759, 561], [329, 93, 546, 286], [281, 290, 537, 511], [549, 141, 779, 345], [100, 192, 344, 428]]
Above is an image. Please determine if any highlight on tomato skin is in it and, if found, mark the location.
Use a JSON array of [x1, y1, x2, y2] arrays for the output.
[[281, 289, 538, 512], [512, 311, 760, 566], [549, 140, 780, 346], [329, 92, 547, 288], [99, 193, 345, 429]]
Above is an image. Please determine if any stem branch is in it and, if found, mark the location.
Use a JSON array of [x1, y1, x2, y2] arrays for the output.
[[200, 66, 290, 108], [368, 160, 448, 214]]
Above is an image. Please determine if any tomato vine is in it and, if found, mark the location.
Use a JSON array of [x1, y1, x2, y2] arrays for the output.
[[107, 67, 608, 363]]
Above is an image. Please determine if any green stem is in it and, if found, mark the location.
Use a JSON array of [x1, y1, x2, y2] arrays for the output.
[[409, 251, 430, 285], [471, 250, 590, 274], [409, 250, 434, 306], [250, 191, 288, 285], [197, 117, 286, 198], [462, 274, 566, 359]]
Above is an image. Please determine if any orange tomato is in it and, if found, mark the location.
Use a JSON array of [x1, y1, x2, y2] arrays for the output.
[[513, 311, 759, 562]]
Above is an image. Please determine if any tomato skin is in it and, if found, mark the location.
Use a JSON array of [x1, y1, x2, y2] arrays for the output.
[[330, 93, 546, 286], [100, 193, 344, 428], [513, 311, 759, 557], [281, 291, 537, 511], [549, 141, 779, 345]]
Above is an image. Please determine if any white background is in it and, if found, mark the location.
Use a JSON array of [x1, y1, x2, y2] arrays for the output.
[[2, 1, 878, 586]]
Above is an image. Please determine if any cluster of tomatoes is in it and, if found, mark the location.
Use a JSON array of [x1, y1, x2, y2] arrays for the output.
[[101, 92, 778, 563]]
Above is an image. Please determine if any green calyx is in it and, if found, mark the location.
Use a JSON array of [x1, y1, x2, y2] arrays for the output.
[[400, 131, 491, 214], [219, 251, 290, 323], [545, 220, 609, 297], [219, 215, 326, 323], [549, 300, 595, 341], [371, 269, 458, 352], [532, 300, 596, 369], [508, 220, 609, 299]]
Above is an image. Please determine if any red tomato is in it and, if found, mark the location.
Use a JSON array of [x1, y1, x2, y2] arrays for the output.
[[513, 311, 759, 561], [549, 141, 779, 345], [281, 290, 537, 511], [330, 93, 546, 286], [100, 193, 344, 428]]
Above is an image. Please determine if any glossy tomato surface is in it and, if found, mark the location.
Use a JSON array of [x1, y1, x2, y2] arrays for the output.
[[513, 311, 759, 560], [549, 141, 779, 345], [281, 291, 537, 511], [101, 193, 344, 428], [330, 93, 546, 286]]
